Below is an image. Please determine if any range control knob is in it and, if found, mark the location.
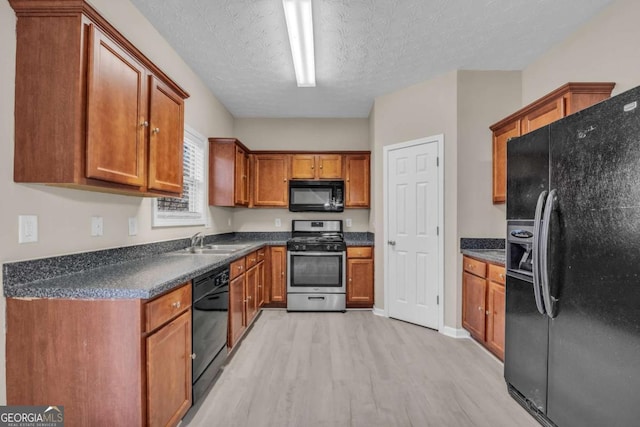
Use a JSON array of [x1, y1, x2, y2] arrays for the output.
[[326, 244, 332, 251], [302, 245, 306, 251], [294, 244, 300, 250]]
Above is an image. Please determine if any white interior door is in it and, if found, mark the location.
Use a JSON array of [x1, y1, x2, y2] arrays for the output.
[[385, 137, 442, 329]]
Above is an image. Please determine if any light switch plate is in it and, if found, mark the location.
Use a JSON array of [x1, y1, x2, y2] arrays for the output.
[[19, 215, 38, 243], [128, 217, 138, 236], [91, 216, 103, 236], [275, 218, 282, 227], [346, 218, 352, 228]]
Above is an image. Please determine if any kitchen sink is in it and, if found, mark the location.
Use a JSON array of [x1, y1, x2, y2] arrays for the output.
[[176, 243, 252, 255]]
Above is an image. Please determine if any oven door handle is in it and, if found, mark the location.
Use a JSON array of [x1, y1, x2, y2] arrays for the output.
[[288, 251, 345, 256]]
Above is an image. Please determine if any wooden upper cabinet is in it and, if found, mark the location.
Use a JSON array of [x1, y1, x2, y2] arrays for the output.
[[291, 154, 342, 179], [490, 82, 614, 204], [234, 146, 250, 206], [491, 120, 520, 204], [209, 138, 250, 207], [9, 1, 189, 197], [147, 77, 185, 194], [86, 25, 146, 187], [253, 154, 289, 207], [345, 154, 370, 207]]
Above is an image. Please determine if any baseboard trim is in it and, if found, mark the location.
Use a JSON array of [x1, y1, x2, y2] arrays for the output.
[[440, 326, 470, 339], [372, 306, 387, 317]]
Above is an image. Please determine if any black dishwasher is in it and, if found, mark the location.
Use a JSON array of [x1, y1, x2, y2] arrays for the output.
[[192, 265, 229, 403]]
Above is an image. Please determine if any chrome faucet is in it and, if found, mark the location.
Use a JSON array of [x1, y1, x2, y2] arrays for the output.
[[190, 232, 204, 249]]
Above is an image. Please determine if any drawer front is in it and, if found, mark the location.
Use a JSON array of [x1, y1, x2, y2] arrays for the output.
[[145, 283, 191, 333], [246, 251, 258, 269], [488, 264, 506, 285], [347, 246, 372, 259], [230, 257, 246, 280], [463, 256, 486, 277], [256, 247, 266, 263]]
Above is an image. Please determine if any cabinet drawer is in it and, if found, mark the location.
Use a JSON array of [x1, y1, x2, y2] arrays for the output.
[[488, 264, 506, 285], [246, 251, 258, 269], [256, 247, 266, 263], [145, 283, 191, 333], [230, 257, 246, 280], [347, 247, 372, 259], [463, 256, 486, 277]]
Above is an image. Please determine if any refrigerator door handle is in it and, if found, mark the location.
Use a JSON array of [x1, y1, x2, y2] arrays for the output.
[[532, 190, 548, 315], [540, 188, 558, 318]]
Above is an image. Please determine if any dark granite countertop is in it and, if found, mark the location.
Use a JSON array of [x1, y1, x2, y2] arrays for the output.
[[461, 249, 505, 266], [3, 231, 374, 300]]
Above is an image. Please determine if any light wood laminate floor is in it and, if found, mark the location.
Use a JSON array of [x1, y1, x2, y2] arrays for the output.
[[183, 310, 538, 427]]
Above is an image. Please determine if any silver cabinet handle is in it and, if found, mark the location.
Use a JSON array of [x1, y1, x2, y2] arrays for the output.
[[540, 189, 558, 318], [152, 127, 160, 134], [532, 190, 548, 315], [172, 301, 181, 309], [191, 353, 196, 360], [140, 121, 149, 127]]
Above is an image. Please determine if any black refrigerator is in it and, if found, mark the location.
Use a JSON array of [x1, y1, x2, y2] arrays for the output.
[[505, 85, 640, 427]]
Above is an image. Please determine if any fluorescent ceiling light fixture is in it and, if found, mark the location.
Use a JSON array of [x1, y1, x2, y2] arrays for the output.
[[283, 0, 316, 87]]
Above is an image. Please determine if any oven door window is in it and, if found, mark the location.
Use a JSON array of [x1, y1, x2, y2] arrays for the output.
[[290, 254, 342, 287]]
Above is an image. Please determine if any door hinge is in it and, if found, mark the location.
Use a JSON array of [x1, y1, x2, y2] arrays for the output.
[[436, 226, 439, 236], [436, 157, 439, 167], [437, 295, 439, 305]]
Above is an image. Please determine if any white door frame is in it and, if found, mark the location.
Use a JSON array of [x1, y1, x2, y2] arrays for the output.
[[383, 135, 445, 332]]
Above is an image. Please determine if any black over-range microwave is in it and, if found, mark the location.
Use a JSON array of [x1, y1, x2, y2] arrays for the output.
[[288, 180, 344, 212]]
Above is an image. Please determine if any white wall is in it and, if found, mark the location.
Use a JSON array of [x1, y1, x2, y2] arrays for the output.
[[456, 70, 521, 239], [371, 71, 459, 326], [0, 0, 235, 404], [522, 0, 640, 103]]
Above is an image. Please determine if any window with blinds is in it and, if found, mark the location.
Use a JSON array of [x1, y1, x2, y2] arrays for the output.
[[153, 126, 207, 227]]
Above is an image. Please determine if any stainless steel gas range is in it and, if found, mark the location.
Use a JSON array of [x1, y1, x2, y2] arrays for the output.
[[286, 220, 346, 312]]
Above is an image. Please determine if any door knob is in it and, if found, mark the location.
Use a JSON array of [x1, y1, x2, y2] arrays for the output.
[[388, 240, 396, 246]]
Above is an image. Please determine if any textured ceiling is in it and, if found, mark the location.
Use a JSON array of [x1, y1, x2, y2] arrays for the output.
[[129, 0, 614, 118]]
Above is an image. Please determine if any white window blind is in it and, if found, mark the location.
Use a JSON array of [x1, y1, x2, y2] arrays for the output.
[[153, 125, 207, 227]]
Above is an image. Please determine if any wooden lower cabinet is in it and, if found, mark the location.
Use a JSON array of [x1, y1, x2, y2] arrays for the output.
[[268, 246, 287, 305], [229, 274, 246, 348], [6, 283, 193, 427], [346, 246, 374, 308], [245, 262, 259, 325], [147, 310, 192, 427], [461, 256, 506, 360]]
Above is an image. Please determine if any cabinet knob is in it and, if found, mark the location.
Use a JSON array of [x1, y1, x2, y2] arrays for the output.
[[281, 272, 284, 276], [349, 278, 352, 282], [140, 121, 149, 127], [251, 258, 256, 262], [244, 299, 248, 303], [311, 165, 314, 169], [283, 179, 287, 182], [258, 285, 262, 288], [248, 296, 252, 301], [499, 273, 505, 279], [172, 301, 181, 309], [478, 306, 482, 311], [191, 353, 196, 360], [486, 310, 490, 315], [152, 127, 160, 134], [320, 165, 323, 169]]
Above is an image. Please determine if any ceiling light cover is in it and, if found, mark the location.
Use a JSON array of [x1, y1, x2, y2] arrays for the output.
[[283, 0, 316, 87]]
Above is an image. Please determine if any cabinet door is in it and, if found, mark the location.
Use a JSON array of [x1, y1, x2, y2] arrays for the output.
[[147, 76, 184, 194], [229, 275, 246, 348], [86, 25, 146, 187], [234, 146, 249, 206], [254, 154, 289, 206], [521, 97, 564, 135], [486, 281, 506, 360], [462, 272, 487, 341], [270, 246, 287, 303], [146, 310, 192, 427], [245, 265, 258, 325], [347, 258, 374, 307], [291, 154, 316, 179], [345, 154, 370, 207], [492, 120, 520, 204], [256, 261, 265, 307], [317, 155, 342, 179]]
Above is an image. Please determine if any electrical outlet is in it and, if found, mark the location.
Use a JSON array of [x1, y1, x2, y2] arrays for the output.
[[128, 217, 138, 236], [91, 216, 103, 236], [228, 218, 232, 227], [275, 218, 282, 227], [19, 215, 38, 243], [346, 218, 352, 228]]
